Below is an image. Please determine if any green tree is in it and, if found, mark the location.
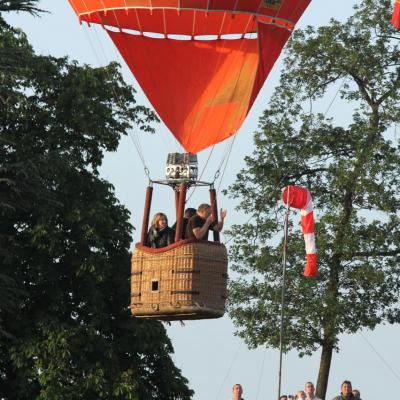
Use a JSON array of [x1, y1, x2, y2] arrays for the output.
[[0, 0, 43, 14], [0, 9, 193, 400], [226, 1, 400, 398], [0, 0, 42, 337]]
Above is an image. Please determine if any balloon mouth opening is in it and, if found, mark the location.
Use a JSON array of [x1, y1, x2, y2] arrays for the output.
[[78, 8, 294, 38], [103, 27, 259, 41]]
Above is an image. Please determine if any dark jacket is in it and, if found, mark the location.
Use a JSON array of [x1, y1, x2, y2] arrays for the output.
[[145, 226, 175, 248], [171, 218, 189, 240], [333, 395, 355, 400]]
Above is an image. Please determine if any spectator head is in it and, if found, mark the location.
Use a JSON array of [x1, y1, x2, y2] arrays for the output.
[[151, 212, 168, 229], [352, 389, 360, 399], [232, 384, 243, 399], [184, 208, 196, 219], [279, 396, 288, 400], [305, 382, 315, 397], [341, 381, 352, 396], [296, 390, 306, 399], [197, 203, 211, 219]]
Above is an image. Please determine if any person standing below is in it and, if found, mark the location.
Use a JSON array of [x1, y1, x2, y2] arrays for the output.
[[145, 212, 175, 248], [296, 390, 306, 400], [231, 384, 244, 400], [186, 203, 226, 240], [332, 381, 355, 400], [304, 382, 321, 400], [352, 389, 361, 400]]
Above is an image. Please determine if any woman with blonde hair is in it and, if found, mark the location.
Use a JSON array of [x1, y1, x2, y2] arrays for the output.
[[145, 212, 175, 248]]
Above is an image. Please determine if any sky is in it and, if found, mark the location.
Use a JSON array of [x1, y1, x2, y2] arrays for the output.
[[4, 1, 400, 399]]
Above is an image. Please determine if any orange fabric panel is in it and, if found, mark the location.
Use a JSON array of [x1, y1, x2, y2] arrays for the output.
[[233, 0, 284, 13], [207, 0, 236, 9], [67, 0, 312, 152], [392, 0, 400, 29], [179, 0, 208, 7], [79, 9, 262, 36], [250, 22, 291, 106], [70, 0, 312, 36], [270, 0, 311, 22], [152, 0, 179, 6], [69, 0, 311, 25], [121, 9, 257, 36], [108, 31, 260, 152]]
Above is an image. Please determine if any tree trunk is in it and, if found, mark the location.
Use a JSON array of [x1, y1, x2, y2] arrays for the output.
[[316, 344, 333, 400]]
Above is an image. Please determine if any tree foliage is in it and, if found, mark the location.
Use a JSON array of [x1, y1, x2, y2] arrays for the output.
[[0, 0, 43, 15], [226, 0, 400, 397], [0, 12, 192, 400]]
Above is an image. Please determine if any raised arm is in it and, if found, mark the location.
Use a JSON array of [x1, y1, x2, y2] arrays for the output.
[[213, 208, 227, 232]]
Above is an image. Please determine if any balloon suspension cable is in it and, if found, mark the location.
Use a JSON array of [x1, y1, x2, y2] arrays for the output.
[[213, 169, 220, 184], [216, 132, 238, 194], [186, 145, 215, 204], [212, 135, 233, 186], [144, 166, 152, 184], [277, 190, 290, 400], [81, 24, 153, 182]]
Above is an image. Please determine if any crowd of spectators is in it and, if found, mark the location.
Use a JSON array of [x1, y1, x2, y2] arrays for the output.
[[229, 380, 362, 400], [279, 380, 362, 400]]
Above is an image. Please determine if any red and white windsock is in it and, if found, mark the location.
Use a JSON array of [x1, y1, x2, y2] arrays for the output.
[[392, 0, 400, 29], [282, 185, 317, 277]]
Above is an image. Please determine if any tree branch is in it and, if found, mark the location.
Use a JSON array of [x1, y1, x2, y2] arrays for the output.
[[348, 71, 374, 106], [283, 167, 328, 181], [0, 0, 44, 16], [353, 250, 400, 257], [377, 69, 400, 105]]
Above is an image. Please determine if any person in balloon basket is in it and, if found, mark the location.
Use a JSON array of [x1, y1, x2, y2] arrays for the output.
[[332, 380, 356, 400], [171, 207, 196, 239], [231, 383, 244, 400], [185, 203, 226, 240], [145, 212, 175, 248]]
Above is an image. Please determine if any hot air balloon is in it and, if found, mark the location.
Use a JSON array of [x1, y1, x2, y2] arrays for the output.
[[68, 0, 311, 153], [130, 154, 229, 321], [67, 0, 312, 321]]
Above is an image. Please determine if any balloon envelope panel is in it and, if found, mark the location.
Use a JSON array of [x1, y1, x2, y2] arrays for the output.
[[69, 0, 310, 35], [68, 0, 311, 152]]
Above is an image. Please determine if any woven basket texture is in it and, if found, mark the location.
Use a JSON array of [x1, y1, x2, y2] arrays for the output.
[[131, 241, 228, 320]]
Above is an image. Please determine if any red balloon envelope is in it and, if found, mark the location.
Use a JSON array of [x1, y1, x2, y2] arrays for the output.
[[68, 0, 311, 153]]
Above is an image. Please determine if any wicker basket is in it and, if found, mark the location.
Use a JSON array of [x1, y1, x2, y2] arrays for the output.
[[130, 240, 228, 321]]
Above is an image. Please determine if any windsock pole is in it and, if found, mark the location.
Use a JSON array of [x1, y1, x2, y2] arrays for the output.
[[277, 191, 290, 400]]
